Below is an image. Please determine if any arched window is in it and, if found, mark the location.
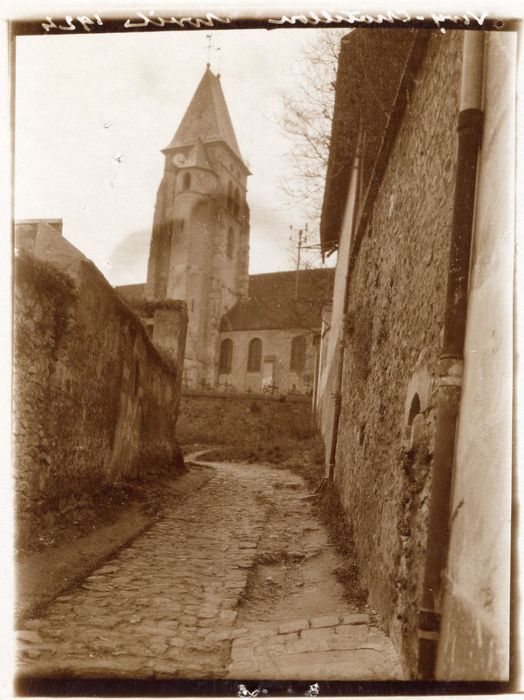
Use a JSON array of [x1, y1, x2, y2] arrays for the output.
[[247, 338, 262, 372], [226, 227, 234, 258], [219, 338, 233, 374], [233, 188, 241, 217], [182, 172, 191, 190], [290, 335, 307, 372], [227, 182, 233, 211]]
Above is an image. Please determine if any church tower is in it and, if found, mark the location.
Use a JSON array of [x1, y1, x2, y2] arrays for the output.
[[145, 65, 250, 389]]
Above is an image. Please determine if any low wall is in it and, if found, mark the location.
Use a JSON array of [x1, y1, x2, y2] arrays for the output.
[[13, 252, 187, 537], [176, 392, 313, 452]]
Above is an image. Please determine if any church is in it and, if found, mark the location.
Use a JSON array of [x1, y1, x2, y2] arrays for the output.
[[117, 64, 333, 394]]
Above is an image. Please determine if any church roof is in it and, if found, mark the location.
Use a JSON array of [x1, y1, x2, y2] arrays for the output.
[[220, 268, 335, 332], [193, 138, 213, 170], [164, 65, 243, 163], [116, 268, 335, 332]]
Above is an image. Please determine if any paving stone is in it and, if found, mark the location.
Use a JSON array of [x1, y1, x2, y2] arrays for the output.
[[231, 644, 254, 661], [206, 630, 231, 642], [219, 611, 237, 625], [21, 619, 43, 631], [309, 614, 340, 628], [229, 659, 260, 675], [340, 613, 369, 625], [278, 619, 309, 634], [301, 627, 334, 641], [19, 462, 402, 682], [17, 630, 43, 644]]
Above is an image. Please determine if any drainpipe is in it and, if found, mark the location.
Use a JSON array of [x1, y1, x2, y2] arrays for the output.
[[417, 31, 484, 680], [327, 337, 344, 481]]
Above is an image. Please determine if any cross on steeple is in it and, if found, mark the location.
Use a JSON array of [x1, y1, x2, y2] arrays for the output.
[[205, 32, 221, 75], [205, 33, 213, 68]]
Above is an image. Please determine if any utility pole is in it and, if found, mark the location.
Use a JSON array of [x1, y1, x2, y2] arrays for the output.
[[289, 224, 308, 300]]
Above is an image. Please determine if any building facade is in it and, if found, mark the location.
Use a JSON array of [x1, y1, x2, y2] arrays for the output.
[[315, 28, 515, 680], [219, 269, 334, 394]]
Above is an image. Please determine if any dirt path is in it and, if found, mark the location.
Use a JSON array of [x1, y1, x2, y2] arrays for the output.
[[16, 458, 403, 681]]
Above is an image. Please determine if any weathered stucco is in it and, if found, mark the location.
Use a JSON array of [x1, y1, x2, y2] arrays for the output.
[[14, 251, 187, 541], [316, 154, 359, 466], [332, 31, 464, 675], [217, 328, 317, 395], [435, 31, 515, 681]]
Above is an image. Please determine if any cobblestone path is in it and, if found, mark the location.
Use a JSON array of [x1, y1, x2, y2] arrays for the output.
[[17, 461, 402, 680]]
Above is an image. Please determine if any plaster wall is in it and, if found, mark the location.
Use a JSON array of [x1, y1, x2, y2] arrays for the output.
[[217, 328, 317, 394], [315, 156, 359, 465], [435, 32, 516, 681]]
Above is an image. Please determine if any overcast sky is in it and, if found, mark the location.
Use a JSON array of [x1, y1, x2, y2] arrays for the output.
[[14, 27, 339, 286]]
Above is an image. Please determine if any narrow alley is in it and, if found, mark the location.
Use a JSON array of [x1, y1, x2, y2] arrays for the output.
[[17, 456, 402, 681]]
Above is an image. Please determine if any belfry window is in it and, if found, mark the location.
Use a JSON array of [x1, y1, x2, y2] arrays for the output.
[[233, 188, 241, 217], [227, 182, 234, 211], [247, 338, 262, 372], [226, 227, 234, 258], [182, 172, 191, 190], [290, 335, 307, 372], [219, 338, 233, 374]]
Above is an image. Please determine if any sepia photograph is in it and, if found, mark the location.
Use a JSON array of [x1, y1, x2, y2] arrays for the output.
[[8, 5, 519, 694]]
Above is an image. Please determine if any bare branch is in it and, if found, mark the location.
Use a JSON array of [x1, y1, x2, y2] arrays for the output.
[[278, 29, 346, 245]]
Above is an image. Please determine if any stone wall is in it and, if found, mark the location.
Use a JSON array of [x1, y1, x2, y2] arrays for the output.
[[176, 391, 312, 450], [333, 31, 463, 674], [13, 252, 188, 540]]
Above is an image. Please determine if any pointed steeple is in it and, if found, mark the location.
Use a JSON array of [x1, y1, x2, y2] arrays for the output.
[[164, 65, 243, 163]]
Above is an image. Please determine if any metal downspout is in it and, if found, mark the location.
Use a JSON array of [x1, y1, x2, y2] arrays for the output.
[[417, 31, 485, 680]]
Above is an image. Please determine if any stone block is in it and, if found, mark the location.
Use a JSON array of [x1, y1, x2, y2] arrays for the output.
[[340, 613, 368, 625], [301, 627, 333, 641], [232, 644, 254, 661], [326, 635, 365, 652], [219, 610, 237, 625], [168, 637, 185, 648], [17, 630, 43, 644], [309, 614, 340, 628], [278, 619, 309, 634], [228, 659, 260, 676], [335, 624, 368, 637]]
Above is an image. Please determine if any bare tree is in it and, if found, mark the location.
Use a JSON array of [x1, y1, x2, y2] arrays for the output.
[[279, 29, 348, 249]]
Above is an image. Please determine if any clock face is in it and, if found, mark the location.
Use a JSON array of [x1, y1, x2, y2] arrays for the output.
[[172, 153, 186, 167]]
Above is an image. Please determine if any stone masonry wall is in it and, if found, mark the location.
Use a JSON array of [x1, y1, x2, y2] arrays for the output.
[[14, 253, 187, 540], [333, 31, 463, 675], [176, 392, 312, 450]]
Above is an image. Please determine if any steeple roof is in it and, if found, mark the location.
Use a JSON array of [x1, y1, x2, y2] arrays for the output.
[[193, 138, 213, 170], [165, 65, 243, 163]]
